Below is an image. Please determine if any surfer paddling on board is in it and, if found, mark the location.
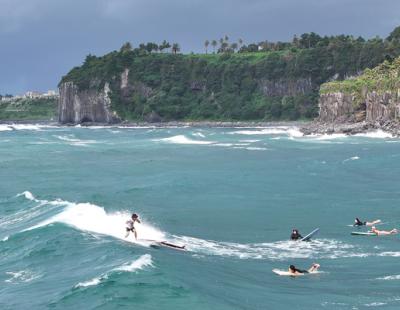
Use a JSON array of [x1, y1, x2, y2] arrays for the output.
[[370, 226, 398, 236], [290, 229, 303, 241], [288, 263, 320, 275], [354, 217, 381, 227], [125, 213, 141, 239]]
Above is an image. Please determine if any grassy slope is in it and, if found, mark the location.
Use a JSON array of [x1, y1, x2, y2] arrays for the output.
[[0, 98, 58, 121]]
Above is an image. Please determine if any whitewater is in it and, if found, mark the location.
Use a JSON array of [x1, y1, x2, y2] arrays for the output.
[[1, 125, 400, 309]]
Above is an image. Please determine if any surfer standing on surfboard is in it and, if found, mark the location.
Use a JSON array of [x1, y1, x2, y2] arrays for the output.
[[125, 213, 141, 239], [290, 229, 303, 240]]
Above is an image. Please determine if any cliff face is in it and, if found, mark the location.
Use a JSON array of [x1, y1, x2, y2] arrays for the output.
[[318, 90, 400, 124], [59, 65, 315, 124], [259, 78, 313, 97], [58, 82, 119, 124], [314, 57, 400, 132]]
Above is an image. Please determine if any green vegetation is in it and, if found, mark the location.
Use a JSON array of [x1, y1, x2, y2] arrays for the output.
[[60, 26, 400, 121], [0, 98, 57, 120], [320, 57, 400, 107]]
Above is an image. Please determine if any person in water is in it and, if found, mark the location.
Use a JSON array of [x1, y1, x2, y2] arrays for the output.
[[370, 226, 398, 236], [288, 263, 320, 275], [354, 218, 381, 227], [125, 213, 141, 239], [290, 229, 303, 240]]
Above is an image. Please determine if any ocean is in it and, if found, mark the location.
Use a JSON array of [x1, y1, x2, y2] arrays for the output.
[[0, 124, 399, 309]]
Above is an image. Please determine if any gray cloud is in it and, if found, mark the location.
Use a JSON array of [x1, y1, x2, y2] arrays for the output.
[[1, 0, 400, 94]]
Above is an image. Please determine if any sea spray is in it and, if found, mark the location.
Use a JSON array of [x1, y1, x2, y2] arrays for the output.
[[24, 198, 165, 246]]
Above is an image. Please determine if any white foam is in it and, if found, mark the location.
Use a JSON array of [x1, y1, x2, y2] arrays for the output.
[[343, 156, 360, 162], [113, 254, 153, 272], [28, 201, 165, 247], [377, 275, 400, 280], [2, 236, 9, 241], [243, 147, 267, 151], [229, 127, 303, 138], [213, 143, 235, 147], [5, 270, 41, 283], [364, 302, 387, 307], [16, 191, 37, 201], [192, 132, 205, 138], [379, 251, 400, 257], [0, 125, 12, 131], [312, 133, 347, 140], [355, 130, 393, 139], [10, 124, 42, 131], [156, 135, 214, 145], [75, 254, 153, 288], [75, 276, 104, 288], [172, 236, 359, 260], [54, 135, 98, 147], [239, 139, 260, 143]]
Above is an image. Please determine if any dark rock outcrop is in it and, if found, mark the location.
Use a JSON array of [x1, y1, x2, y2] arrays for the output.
[[302, 89, 400, 135]]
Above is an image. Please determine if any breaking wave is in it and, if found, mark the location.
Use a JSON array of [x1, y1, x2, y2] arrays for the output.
[[75, 254, 153, 288], [155, 135, 214, 145]]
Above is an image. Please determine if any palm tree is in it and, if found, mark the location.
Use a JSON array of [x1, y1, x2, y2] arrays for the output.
[[165, 41, 171, 53], [204, 40, 210, 54], [238, 38, 243, 48], [231, 43, 238, 52], [211, 40, 217, 53], [220, 42, 229, 53], [172, 43, 180, 54]]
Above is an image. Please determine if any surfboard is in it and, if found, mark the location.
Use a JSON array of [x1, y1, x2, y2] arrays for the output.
[[156, 241, 186, 250], [300, 228, 320, 241], [272, 269, 320, 276], [351, 232, 376, 236], [141, 239, 186, 251]]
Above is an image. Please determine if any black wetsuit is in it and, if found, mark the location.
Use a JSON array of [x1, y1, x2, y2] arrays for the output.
[[290, 267, 308, 274], [297, 269, 309, 274], [354, 219, 366, 226], [290, 233, 303, 240]]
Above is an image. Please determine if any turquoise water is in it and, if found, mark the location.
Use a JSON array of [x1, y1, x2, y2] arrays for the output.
[[1, 125, 400, 309]]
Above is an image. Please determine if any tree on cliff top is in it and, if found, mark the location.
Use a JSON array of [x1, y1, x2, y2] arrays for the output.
[[204, 40, 209, 54], [172, 43, 180, 54], [120, 42, 132, 53], [387, 26, 400, 42]]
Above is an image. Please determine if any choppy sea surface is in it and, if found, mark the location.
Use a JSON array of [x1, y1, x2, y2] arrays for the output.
[[1, 124, 400, 309]]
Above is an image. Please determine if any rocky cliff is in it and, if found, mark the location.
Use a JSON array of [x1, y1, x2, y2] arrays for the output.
[[58, 82, 119, 124], [303, 58, 400, 135], [58, 42, 399, 124]]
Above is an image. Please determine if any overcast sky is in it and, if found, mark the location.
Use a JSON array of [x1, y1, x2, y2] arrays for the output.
[[1, 0, 400, 95]]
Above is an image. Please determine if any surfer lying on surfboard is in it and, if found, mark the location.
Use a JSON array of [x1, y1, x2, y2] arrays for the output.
[[125, 213, 141, 239], [289, 263, 320, 275], [370, 226, 398, 236], [354, 218, 381, 227]]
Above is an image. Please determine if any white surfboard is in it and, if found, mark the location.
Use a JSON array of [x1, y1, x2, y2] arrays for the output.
[[351, 232, 376, 236], [272, 269, 320, 276], [300, 228, 320, 241]]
